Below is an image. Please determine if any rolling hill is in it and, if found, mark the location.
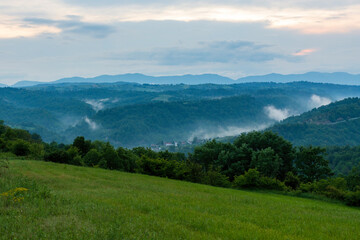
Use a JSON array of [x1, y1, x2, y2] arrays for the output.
[[2, 160, 360, 240], [10, 72, 360, 87], [270, 97, 360, 146], [2, 82, 360, 146]]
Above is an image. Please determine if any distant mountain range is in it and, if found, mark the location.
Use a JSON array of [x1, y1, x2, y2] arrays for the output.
[[7, 72, 360, 87], [0, 83, 7, 88]]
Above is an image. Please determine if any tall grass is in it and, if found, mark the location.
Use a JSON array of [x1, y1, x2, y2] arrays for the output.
[[1, 160, 360, 240]]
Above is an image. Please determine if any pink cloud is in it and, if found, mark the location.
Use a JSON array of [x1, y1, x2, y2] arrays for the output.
[[293, 48, 317, 56]]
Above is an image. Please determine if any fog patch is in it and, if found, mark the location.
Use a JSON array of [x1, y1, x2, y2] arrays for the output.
[[84, 98, 110, 112], [188, 124, 269, 141], [264, 105, 290, 121], [84, 116, 98, 130], [59, 115, 82, 128], [308, 94, 331, 109]]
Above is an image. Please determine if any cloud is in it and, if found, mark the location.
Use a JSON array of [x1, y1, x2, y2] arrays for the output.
[[84, 98, 110, 112], [293, 49, 317, 56], [111, 40, 284, 65], [309, 94, 331, 108], [1, 1, 360, 40], [188, 124, 269, 140], [264, 105, 290, 121], [23, 17, 115, 38], [84, 116, 98, 130]]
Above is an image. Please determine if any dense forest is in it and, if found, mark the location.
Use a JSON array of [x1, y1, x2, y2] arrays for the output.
[[2, 81, 360, 146], [270, 98, 360, 146], [1, 120, 360, 207]]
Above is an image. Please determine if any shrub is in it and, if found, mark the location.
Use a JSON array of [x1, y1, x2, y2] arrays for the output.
[[233, 169, 261, 189], [284, 172, 300, 190], [345, 191, 360, 206], [44, 150, 71, 164], [83, 149, 101, 166], [11, 140, 30, 156], [203, 168, 231, 188]]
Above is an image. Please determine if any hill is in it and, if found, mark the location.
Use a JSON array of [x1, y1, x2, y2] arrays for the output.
[[238, 72, 360, 85], [10, 72, 360, 87], [11, 74, 235, 87], [2, 160, 360, 240], [2, 82, 360, 145], [269, 97, 360, 146]]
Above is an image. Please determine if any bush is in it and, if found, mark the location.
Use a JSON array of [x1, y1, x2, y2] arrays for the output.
[[44, 150, 71, 164], [233, 169, 288, 191], [233, 169, 261, 189], [259, 177, 288, 191], [11, 140, 30, 156], [203, 168, 231, 188], [323, 185, 346, 200], [345, 191, 360, 206], [284, 172, 300, 190], [83, 149, 101, 167]]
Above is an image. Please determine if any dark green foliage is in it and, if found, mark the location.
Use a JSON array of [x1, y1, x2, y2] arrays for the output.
[[326, 146, 360, 175], [73, 136, 91, 157], [346, 163, 360, 191], [44, 150, 71, 164], [251, 148, 281, 178], [11, 140, 30, 156], [190, 140, 227, 171], [117, 147, 138, 172], [233, 169, 287, 191], [295, 146, 333, 182], [203, 167, 231, 188], [101, 143, 121, 170], [83, 149, 101, 166], [270, 98, 360, 147], [234, 131, 295, 180], [345, 191, 360, 206], [284, 172, 300, 190]]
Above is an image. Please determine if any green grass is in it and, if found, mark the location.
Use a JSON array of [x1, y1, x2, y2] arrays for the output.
[[1, 160, 360, 240]]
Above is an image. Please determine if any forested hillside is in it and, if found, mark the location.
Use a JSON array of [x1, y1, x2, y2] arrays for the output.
[[2, 82, 360, 146], [270, 98, 360, 146]]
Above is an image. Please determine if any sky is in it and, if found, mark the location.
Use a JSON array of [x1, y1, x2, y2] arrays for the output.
[[0, 0, 360, 85]]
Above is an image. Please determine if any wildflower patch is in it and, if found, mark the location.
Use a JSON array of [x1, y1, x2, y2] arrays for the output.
[[1, 187, 29, 204]]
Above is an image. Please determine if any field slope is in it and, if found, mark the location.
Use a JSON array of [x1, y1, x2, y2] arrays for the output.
[[1, 160, 360, 239]]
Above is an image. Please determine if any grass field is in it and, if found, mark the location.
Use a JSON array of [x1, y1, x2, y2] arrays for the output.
[[1, 160, 360, 239]]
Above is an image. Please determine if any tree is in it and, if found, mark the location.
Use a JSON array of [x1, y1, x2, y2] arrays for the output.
[[102, 143, 121, 170], [73, 136, 91, 157], [346, 163, 360, 191], [190, 140, 227, 171], [234, 131, 295, 180], [295, 146, 333, 182], [11, 140, 30, 156], [83, 149, 101, 166], [251, 147, 281, 178]]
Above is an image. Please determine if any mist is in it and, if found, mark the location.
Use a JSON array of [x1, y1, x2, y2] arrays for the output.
[[84, 98, 110, 112], [308, 94, 331, 109], [187, 124, 270, 141], [84, 116, 98, 130], [264, 105, 291, 121]]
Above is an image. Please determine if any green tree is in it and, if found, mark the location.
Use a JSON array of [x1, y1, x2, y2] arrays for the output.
[[251, 147, 281, 178], [234, 131, 295, 180], [102, 143, 121, 170], [83, 149, 101, 167], [11, 139, 30, 156], [73, 136, 91, 157], [295, 146, 333, 182]]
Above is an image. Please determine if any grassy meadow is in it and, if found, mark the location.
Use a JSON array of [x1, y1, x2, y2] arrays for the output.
[[1, 160, 360, 239]]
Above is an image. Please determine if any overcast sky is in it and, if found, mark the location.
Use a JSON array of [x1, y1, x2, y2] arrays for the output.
[[1, 0, 360, 84]]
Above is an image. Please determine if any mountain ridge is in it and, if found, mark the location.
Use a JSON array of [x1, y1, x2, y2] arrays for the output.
[[10, 72, 360, 88]]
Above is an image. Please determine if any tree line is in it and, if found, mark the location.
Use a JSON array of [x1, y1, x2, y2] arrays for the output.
[[1, 120, 360, 206]]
